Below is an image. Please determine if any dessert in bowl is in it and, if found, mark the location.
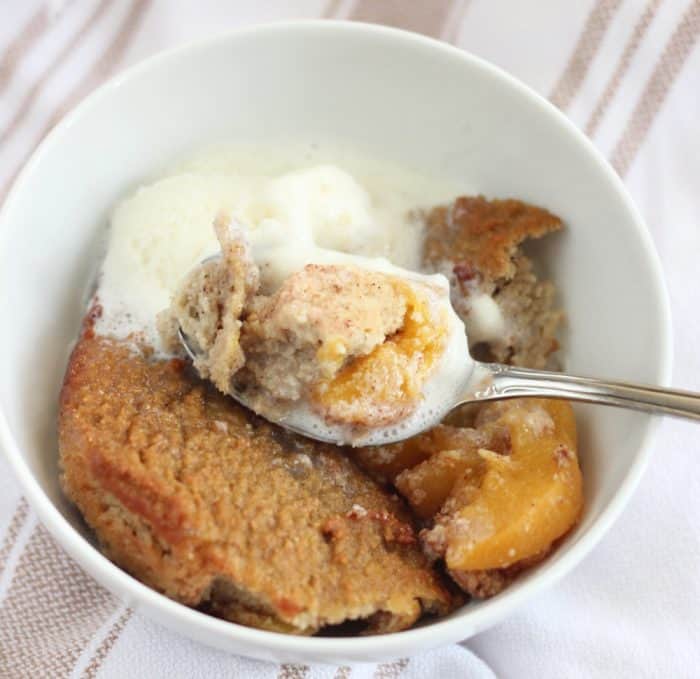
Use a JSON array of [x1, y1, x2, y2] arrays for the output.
[[0, 22, 671, 663]]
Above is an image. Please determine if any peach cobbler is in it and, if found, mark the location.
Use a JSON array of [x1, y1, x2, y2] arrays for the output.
[[59, 149, 583, 635]]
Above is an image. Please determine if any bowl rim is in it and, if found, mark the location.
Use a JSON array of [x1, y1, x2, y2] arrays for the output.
[[0, 19, 673, 659]]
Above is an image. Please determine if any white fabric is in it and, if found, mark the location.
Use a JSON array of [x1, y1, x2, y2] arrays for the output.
[[0, 1, 699, 677], [96, 613, 495, 679]]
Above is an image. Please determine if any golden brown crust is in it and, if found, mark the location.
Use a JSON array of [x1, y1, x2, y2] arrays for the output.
[[59, 325, 455, 635], [422, 196, 564, 369], [423, 196, 562, 281]]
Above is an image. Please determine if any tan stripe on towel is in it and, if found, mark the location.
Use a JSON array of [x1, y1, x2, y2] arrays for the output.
[[610, 0, 700, 176], [549, 0, 624, 110], [45, 0, 151, 131], [82, 607, 134, 679], [0, 0, 151, 207], [0, 12, 154, 672], [0, 4, 50, 94], [277, 664, 310, 679], [323, 0, 344, 19], [348, 0, 457, 38], [374, 658, 409, 679], [441, 0, 471, 44], [586, 0, 663, 137], [0, 525, 118, 678], [0, 0, 113, 149], [0, 498, 29, 576]]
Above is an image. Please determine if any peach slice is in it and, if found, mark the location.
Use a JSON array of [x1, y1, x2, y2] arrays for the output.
[[423, 399, 583, 573], [355, 425, 487, 483]]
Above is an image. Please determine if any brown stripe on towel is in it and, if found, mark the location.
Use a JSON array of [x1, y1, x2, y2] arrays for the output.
[[549, 0, 624, 110], [348, 0, 457, 38], [0, 525, 118, 678], [0, 4, 50, 94], [42, 0, 152, 132], [586, 0, 663, 137], [0, 498, 29, 576], [82, 607, 134, 679], [0, 0, 151, 207], [0, 0, 114, 149], [610, 0, 700, 176], [277, 664, 310, 678], [441, 0, 471, 44], [374, 658, 410, 679], [323, 0, 345, 19]]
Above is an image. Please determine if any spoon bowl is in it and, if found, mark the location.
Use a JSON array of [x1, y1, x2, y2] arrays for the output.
[[179, 325, 700, 446]]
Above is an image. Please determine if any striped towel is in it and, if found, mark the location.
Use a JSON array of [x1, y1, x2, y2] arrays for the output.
[[1, 1, 699, 677]]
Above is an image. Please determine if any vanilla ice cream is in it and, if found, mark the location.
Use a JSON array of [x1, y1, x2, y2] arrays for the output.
[[89, 143, 490, 442], [95, 144, 463, 349]]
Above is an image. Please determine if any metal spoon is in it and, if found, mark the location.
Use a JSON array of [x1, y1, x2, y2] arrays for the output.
[[178, 326, 700, 446]]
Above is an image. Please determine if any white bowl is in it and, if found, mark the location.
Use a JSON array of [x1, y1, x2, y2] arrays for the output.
[[0, 21, 672, 664]]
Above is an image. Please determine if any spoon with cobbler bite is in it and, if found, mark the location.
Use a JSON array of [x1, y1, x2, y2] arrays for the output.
[[165, 214, 700, 448]]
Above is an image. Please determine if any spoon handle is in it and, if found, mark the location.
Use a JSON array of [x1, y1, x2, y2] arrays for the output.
[[464, 363, 700, 421]]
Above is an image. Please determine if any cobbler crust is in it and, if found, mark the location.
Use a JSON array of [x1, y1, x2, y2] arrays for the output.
[[60, 193, 579, 626], [58, 323, 455, 635], [423, 196, 562, 280], [423, 196, 564, 368]]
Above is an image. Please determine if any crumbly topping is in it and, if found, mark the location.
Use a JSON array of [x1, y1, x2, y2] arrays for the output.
[[423, 195, 562, 280], [157, 215, 260, 392], [422, 197, 564, 369], [240, 264, 407, 405]]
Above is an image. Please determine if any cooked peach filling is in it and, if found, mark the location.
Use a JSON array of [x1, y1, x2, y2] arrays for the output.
[[429, 400, 583, 572], [315, 336, 350, 378], [397, 447, 484, 520], [357, 399, 583, 576], [311, 282, 447, 425]]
